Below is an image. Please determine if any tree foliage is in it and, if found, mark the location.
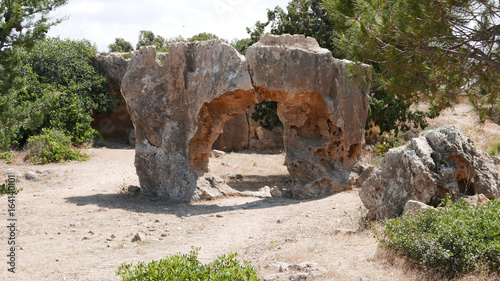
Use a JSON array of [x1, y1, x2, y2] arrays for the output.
[[0, 0, 67, 51], [136, 30, 169, 51], [0, 0, 67, 150], [230, 38, 254, 55], [188, 32, 219, 42], [135, 30, 188, 52], [324, 0, 500, 122], [19, 37, 120, 145], [108, 37, 133, 52]]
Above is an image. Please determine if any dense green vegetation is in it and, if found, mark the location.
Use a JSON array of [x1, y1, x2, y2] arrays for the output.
[[24, 128, 88, 164], [112, 31, 223, 54], [0, 0, 68, 152], [377, 197, 500, 275], [324, 0, 500, 123], [22, 38, 120, 145], [108, 37, 133, 52], [116, 248, 260, 281], [487, 140, 500, 156]]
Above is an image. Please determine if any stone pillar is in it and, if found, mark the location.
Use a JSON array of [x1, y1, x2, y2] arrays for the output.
[[246, 35, 370, 198], [121, 41, 255, 202]]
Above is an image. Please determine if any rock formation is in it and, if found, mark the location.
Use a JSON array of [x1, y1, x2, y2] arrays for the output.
[[360, 125, 500, 220], [212, 106, 285, 151], [93, 53, 134, 142], [117, 34, 370, 202], [121, 40, 255, 201], [246, 35, 371, 198]]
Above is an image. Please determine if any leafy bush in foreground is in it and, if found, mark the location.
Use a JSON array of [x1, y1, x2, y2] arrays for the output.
[[25, 129, 88, 164], [377, 197, 500, 275], [116, 248, 260, 281]]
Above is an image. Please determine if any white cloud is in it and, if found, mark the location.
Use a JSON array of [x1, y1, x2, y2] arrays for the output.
[[47, 0, 290, 52]]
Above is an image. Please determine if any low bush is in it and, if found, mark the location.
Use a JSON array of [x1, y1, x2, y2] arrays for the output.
[[24, 129, 88, 164], [373, 131, 406, 155], [376, 196, 500, 276], [0, 183, 22, 196], [487, 140, 500, 156], [116, 248, 260, 281], [0, 151, 12, 164]]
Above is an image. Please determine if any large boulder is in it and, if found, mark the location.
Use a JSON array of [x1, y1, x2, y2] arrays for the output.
[[121, 40, 255, 201], [119, 34, 371, 202], [361, 125, 500, 220], [246, 35, 371, 198], [92, 53, 134, 142], [212, 105, 285, 151]]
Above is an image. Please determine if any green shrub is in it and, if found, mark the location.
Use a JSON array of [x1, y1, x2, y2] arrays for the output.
[[251, 101, 283, 132], [116, 248, 260, 281], [373, 131, 406, 155], [0, 151, 12, 164], [487, 140, 500, 156], [25, 129, 88, 164], [377, 196, 500, 275], [0, 184, 22, 196]]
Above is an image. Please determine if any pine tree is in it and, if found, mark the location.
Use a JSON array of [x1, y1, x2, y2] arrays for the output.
[[0, 0, 67, 150], [324, 0, 500, 122]]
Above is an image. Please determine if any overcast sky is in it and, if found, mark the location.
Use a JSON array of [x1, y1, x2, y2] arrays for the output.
[[47, 0, 291, 52]]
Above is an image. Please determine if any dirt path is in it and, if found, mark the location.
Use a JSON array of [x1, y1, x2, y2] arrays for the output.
[[0, 103, 499, 281]]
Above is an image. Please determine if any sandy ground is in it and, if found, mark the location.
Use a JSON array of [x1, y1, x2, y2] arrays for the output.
[[1, 103, 499, 281]]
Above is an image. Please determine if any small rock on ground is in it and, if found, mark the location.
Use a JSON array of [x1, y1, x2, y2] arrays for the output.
[[25, 171, 39, 180], [131, 232, 144, 242]]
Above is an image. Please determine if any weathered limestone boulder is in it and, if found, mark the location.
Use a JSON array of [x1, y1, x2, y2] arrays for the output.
[[246, 35, 370, 198], [194, 174, 240, 200], [402, 200, 436, 217], [120, 34, 371, 202], [92, 53, 134, 142], [121, 41, 255, 201], [212, 106, 285, 151], [361, 125, 500, 220], [212, 113, 250, 151], [94, 53, 129, 84]]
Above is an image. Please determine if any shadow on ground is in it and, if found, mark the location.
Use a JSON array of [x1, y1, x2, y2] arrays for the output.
[[92, 139, 134, 150], [64, 192, 306, 218], [225, 174, 292, 192]]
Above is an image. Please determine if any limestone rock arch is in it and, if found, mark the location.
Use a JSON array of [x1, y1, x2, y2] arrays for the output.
[[120, 34, 371, 202]]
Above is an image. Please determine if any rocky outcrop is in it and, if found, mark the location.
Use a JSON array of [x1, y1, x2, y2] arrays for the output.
[[93, 53, 134, 142], [361, 125, 500, 220], [118, 34, 371, 202], [246, 35, 370, 198], [212, 113, 250, 151], [212, 106, 285, 151], [121, 40, 255, 201], [402, 200, 436, 217]]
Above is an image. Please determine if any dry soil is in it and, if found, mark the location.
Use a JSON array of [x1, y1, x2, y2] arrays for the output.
[[1, 103, 500, 281]]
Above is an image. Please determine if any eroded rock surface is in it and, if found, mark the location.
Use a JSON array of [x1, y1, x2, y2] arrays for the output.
[[121, 41, 255, 201], [361, 125, 500, 220], [93, 53, 134, 142], [119, 34, 371, 202], [246, 35, 371, 198]]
